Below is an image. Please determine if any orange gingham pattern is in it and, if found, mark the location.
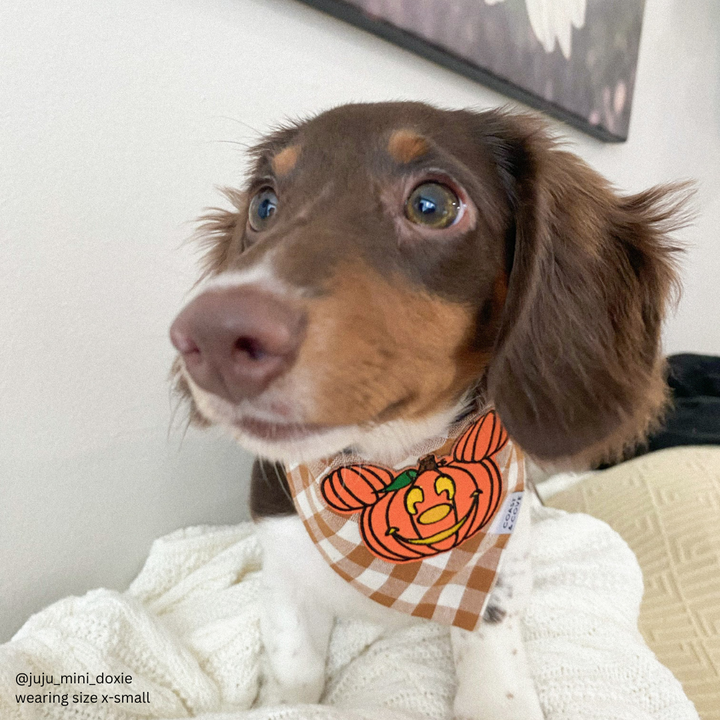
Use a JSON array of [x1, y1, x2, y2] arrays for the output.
[[285, 416, 525, 631]]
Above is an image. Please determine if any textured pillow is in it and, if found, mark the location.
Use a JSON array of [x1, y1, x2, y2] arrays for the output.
[[546, 446, 720, 720]]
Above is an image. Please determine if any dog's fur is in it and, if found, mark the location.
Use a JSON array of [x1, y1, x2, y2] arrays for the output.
[[170, 103, 689, 719]]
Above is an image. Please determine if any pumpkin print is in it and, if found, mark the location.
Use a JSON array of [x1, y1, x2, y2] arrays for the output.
[[321, 411, 508, 563]]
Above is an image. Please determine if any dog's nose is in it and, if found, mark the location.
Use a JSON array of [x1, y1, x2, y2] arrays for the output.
[[170, 286, 304, 402]]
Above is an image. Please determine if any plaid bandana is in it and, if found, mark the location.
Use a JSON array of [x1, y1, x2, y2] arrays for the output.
[[284, 409, 524, 631]]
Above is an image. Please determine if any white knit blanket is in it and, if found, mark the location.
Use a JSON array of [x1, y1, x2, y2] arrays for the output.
[[0, 504, 698, 720]]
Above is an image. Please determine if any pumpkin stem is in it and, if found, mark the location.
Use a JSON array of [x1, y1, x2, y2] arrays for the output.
[[417, 454, 439, 473]]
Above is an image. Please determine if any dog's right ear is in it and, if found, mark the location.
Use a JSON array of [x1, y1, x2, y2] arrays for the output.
[[194, 188, 247, 283], [474, 110, 690, 464]]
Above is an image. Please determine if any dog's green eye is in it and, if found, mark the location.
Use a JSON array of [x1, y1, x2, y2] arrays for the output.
[[405, 183, 460, 229], [248, 188, 279, 231]]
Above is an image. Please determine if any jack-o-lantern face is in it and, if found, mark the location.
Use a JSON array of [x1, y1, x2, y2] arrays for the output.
[[321, 411, 507, 562]]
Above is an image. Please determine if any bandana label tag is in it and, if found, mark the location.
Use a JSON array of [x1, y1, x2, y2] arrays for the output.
[[493, 491, 523, 535]]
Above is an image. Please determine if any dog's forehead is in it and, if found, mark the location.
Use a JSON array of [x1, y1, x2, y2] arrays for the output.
[[296, 102, 453, 147], [255, 103, 476, 178]]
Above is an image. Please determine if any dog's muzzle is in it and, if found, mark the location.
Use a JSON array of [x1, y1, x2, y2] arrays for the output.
[[170, 286, 304, 403]]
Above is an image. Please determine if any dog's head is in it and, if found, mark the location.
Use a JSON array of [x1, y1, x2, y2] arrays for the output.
[[170, 102, 688, 465]]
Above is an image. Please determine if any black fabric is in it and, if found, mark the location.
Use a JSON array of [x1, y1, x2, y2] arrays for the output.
[[600, 353, 720, 467], [648, 353, 720, 451]]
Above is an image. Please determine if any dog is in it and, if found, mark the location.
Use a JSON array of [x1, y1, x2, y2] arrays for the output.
[[169, 102, 688, 719]]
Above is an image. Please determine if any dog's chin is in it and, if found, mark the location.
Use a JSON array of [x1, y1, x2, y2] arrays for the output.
[[182, 371, 467, 465], [224, 420, 363, 464], [224, 406, 463, 465], [194, 398, 464, 466]]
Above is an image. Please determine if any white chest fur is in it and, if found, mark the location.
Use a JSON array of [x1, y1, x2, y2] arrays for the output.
[[255, 499, 545, 719]]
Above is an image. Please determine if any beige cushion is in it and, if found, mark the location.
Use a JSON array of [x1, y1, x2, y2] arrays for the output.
[[547, 447, 720, 720]]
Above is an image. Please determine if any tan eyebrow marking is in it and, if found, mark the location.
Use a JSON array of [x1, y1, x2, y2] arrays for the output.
[[271, 145, 301, 176], [388, 130, 429, 164]]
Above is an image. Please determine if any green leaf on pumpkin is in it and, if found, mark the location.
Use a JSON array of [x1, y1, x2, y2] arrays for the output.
[[381, 469, 418, 492]]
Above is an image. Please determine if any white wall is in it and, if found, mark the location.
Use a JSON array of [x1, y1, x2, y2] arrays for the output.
[[1, 0, 718, 641]]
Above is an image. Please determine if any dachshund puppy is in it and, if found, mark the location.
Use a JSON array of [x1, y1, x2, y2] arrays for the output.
[[170, 103, 687, 719]]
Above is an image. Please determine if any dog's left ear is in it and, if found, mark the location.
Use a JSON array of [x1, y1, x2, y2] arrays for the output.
[[475, 111, 691, 463]]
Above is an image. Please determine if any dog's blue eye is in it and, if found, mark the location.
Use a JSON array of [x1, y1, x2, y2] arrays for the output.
[[248, 188, 279, 231], [405, 182, 460, 229]]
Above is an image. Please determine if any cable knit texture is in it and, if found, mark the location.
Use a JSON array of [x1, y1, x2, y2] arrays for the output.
[[0, 505, 699, 719]]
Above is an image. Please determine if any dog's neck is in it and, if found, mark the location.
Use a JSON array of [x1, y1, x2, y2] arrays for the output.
[[323, 396, 480, 469]]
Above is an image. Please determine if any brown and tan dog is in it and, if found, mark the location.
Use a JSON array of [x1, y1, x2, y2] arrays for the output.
[[170, 102, 688, 719]]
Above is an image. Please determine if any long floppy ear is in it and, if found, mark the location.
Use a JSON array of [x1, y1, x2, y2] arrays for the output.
[[478, 111, 691, 463]]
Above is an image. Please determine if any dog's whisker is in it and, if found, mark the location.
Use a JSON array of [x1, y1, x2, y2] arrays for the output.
[[209, 139, 254, 149], [273, 463, 294, 506], [212, 115, 263, 135], [177, 415, 192, 451], [258, 460, 271, 488]]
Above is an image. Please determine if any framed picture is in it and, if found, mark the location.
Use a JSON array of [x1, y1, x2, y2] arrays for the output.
[[295, 0, 646, 142]]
